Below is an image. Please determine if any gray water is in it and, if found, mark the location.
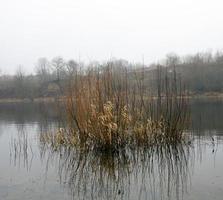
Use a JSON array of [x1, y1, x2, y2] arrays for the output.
[[0, 99, 223, 200]]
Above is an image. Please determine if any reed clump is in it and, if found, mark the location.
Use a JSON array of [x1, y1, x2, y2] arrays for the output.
[[40, 62, 189, 151]]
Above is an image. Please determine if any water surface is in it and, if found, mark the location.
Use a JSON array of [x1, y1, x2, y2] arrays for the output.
[[0, 100, 223, 200]]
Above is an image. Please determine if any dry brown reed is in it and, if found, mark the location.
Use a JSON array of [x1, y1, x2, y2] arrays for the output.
[[40, 63, 189, 151]]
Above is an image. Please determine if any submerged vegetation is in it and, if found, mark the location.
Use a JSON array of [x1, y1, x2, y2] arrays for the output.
[[40, 62, 189, 151]]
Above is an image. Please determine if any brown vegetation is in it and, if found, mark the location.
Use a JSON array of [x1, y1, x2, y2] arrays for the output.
[[40, 63, 189, 151]]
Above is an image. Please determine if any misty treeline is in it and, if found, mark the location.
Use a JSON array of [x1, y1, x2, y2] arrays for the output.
[[0, 50, 223, 100], [167, 50, 223, 93]]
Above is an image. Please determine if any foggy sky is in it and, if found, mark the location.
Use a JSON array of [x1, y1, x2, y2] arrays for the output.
[[0, 0, 223, 74]]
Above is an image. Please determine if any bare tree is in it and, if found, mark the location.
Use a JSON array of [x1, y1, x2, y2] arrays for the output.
[[14, 65, 26, 98], [215, 51, 223, 63], [51, 56, 65, 81], [66, 59, 78, 77], [165, 53, 180, 67], [35, 57, 50, 83]]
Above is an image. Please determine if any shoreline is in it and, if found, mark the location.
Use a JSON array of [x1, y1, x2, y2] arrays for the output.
[[0, 93, 223, 103], [0, 96, 66, 103]]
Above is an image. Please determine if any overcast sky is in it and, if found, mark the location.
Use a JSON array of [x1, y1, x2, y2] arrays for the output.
[[0, 0, 223, 74]]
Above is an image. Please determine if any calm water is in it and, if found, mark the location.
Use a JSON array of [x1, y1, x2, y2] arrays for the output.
[[0, 99, 223, 200]]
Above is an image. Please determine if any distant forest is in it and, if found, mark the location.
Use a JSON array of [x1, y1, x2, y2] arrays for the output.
[[1, 51, 223, 100]]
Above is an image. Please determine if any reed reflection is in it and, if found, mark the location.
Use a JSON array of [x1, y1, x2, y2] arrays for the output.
[[10, 125, 33, 171], [39, 141, 194, 200]]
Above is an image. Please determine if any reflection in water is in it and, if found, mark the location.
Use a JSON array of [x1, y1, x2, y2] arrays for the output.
[[11, 134, 193, 200], [3, 100, 223, 200], [10, 127, 33, 171], [0, 102, 64, 130], [191, 98, 223, 134], [8, 102, 193, 200]]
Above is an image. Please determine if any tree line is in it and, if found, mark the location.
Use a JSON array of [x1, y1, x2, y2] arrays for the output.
[[0, 51, 223, 100]]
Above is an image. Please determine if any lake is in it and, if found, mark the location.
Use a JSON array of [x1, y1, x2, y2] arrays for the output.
[[0, 99, 223, 200]]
